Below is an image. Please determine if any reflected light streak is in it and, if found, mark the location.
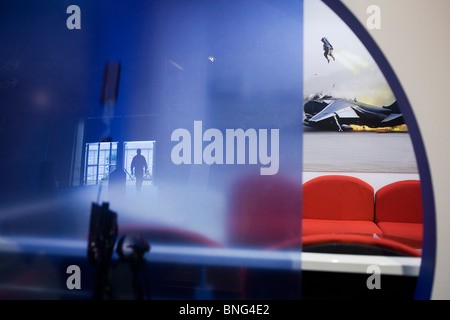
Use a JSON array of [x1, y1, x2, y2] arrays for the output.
[[167, 59, 184, 71], [0, 197, 64, 223], [0, 236, 86, 256]]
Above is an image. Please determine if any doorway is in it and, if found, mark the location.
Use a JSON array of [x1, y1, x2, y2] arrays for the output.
[[123, 141, 155, 186]]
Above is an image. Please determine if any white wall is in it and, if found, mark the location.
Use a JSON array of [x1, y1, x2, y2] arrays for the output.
[[341, 0, 450, 300]]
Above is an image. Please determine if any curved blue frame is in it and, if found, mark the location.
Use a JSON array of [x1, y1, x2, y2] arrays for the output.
[[322, 0, 436, 299]]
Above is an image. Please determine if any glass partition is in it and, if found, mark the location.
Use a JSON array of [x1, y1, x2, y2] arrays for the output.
[[84, 142, 118, 185], [0, 0, 304, 300]]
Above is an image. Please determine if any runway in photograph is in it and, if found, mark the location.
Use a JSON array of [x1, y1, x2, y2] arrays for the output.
[[303, 130, 418, 173]]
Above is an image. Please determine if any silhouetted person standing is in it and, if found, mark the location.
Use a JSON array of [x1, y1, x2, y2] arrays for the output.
[[131, 149, 148, 192]]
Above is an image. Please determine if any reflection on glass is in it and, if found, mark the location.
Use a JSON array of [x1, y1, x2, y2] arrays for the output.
[[124, 141, 155, 184], [84, 142, 118, 185]]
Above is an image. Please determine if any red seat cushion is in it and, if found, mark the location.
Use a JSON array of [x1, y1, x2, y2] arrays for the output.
[[377, 222, 422, 246], [303, 175, 375, 221], [303, 219, 382, 236]]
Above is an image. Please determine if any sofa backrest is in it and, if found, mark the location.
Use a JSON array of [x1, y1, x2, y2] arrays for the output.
[[303, 175, 375, 221], [375, 180, 423, 223]]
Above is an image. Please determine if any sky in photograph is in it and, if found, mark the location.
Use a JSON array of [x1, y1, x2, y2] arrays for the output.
[[303, 0, 395, 106]]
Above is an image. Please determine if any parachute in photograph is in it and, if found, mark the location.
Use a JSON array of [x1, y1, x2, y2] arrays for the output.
[[321, 37, 333, 49]]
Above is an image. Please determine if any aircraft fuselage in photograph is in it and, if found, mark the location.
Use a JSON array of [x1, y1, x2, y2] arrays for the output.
[[303, 94, 404, 131]]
